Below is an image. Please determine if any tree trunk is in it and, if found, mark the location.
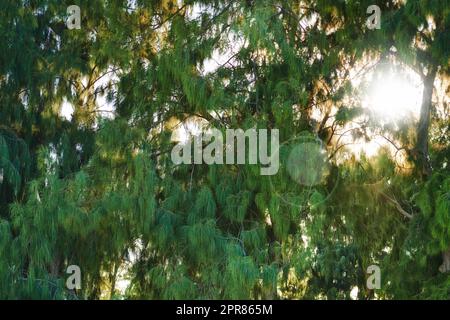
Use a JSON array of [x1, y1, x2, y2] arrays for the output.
[[439, 248, 450, 273], [415, 66, 450, 273], [416, 67, 437, 178], [110, 262, 119, 299]]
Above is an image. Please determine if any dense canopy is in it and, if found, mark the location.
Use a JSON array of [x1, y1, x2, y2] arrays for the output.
[[0, 0, 449, 299]]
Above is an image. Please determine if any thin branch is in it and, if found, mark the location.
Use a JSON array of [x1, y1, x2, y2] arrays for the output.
[[379, 191, 413, 219]]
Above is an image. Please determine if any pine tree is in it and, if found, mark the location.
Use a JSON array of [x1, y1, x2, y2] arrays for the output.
[[0, 0, 448, 299]]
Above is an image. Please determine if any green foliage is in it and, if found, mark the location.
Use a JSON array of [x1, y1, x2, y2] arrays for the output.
[[0, 0, 448, 300]]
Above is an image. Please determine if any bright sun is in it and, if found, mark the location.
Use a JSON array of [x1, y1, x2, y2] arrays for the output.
[[366, 70, 423, 118], [343, 66, 425, 157]]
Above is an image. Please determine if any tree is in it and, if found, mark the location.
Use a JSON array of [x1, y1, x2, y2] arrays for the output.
[[0, 0, 448, 299]]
